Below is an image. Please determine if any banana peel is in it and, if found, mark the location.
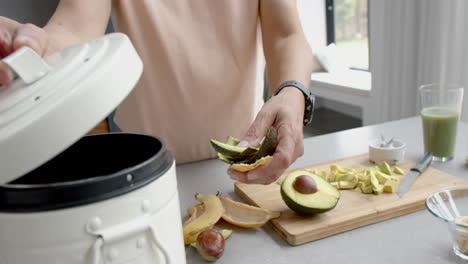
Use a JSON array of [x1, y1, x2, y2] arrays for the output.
[[185, 203, 205, 227], [194, 194, 280, 228], [183, 193, 280, 246], [219, 196, 280, 228], [183, 194, 224, 244]]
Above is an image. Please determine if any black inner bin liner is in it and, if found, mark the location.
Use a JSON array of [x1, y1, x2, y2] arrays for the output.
[[10, 133, 161, 185]]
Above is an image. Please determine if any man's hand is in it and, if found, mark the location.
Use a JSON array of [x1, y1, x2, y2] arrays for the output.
[[0, 17, 51, 85], [227, 87, 305, 184], [227, 0, 313, 184], [0, 0, 111, 86]]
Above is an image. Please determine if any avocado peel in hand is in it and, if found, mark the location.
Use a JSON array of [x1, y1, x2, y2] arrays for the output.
[[210, 128, 278, 172]]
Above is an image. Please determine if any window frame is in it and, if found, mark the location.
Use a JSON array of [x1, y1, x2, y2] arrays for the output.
[[325, 0, 370, 71], [325, 0, 336, 45]]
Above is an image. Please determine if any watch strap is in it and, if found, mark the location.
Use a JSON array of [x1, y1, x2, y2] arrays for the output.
[[273, 80, 315, 126]]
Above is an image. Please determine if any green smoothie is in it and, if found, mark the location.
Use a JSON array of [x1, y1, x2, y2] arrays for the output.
[[421, 107, 459, 158]]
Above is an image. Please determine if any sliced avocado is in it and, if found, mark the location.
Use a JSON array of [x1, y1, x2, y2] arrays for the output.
[[383, 179, 399, 193], [320, 170, 328, 181], [226, 136, 240, 146], [335, 173, 355, 182], [357, 182, 374, 194], [217, 153, 234, 164], [330, 164, 347, 174], [210, 139, 248, 157], [335, 180, 358, 189], [281, 170, 340, 215], [374, 171, 391, 184], [210, 139, 258, 161], [370, 171, 380, 189], [367, 166, 380, 172], [373, 184, 384, 195], [393, 166, 405, 175], [357, 171, 371, 184], [378, 161, 392, 175], [331, 174, 358, 190]]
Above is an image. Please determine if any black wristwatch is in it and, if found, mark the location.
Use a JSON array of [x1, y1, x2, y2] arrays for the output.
[[273, 80, 315, 126]]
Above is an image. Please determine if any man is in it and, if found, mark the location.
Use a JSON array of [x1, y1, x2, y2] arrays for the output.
[[0, 0, 313, 185]]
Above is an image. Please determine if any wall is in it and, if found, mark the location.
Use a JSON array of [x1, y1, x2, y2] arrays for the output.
[[416, 0, 468, 121], [0, 0, 59, 26], [369, 0, 468, 123], [297, 0, 327, 72]]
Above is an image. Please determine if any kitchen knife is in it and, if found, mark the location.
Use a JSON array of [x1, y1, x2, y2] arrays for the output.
[[397, 152, 433, 197]]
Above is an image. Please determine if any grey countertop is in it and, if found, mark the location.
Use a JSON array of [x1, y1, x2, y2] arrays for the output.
[[177, 117, 468, 264]]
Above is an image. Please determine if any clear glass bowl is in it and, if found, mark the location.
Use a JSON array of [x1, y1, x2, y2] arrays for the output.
[[426, 187, 468, 260]]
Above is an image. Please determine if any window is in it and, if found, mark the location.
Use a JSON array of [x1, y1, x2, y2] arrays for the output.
[[326, 0, 369, 70]]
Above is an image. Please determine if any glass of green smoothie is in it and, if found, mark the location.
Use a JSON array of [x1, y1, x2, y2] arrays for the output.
[[419, 84, 464, 162]]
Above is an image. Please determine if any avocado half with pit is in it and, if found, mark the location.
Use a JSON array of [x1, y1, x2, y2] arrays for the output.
[[281, 170, 340, 215]]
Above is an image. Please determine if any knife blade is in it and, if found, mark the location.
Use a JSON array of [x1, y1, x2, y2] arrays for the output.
[[397, 152, 433, 197]]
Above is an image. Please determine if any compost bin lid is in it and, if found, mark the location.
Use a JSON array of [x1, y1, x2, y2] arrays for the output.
[[0, 33, 143, 184]]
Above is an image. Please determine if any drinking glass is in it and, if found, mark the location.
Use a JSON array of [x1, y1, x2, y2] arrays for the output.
[[419, 83, 464, 162]]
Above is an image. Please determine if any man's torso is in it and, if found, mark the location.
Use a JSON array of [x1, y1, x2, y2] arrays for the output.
[[112, 0, 265, 163]]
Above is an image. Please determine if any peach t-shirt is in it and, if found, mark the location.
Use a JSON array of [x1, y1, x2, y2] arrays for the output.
[[111, 0, 265, 164]]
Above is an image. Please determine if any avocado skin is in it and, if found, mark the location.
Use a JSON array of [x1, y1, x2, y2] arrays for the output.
[[210, 139, 258, 161], [239, 128, 278, 164], [280, 188, 339, 215]]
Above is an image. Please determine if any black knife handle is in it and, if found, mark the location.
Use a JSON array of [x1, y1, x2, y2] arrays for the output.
[[411, 152, 433, 173]]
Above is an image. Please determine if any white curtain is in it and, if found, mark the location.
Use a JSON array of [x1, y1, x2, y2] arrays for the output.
[[369, 0, 468, 123]]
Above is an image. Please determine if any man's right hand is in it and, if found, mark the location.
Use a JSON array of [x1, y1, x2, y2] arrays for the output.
[[0, 17, 52, 86]]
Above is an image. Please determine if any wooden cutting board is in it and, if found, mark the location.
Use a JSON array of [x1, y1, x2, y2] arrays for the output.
[[234, 154, 468, 246]]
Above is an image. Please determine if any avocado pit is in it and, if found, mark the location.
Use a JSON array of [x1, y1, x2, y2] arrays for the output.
[[293, 175, 318, 194]]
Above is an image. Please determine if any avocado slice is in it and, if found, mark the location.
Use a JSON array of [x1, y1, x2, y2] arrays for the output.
[[210, 139, 247, 156], [383, 179, 399, 193], [217, 153, 234, 164], [378, 161, 392, 175], [335, 176, 359, 189], [357, 182, 374, 194], [373, 184, 384, 195], [320, 170, 328, 181], [226, 136, 240, 146], [393, 166, 405, 175], [374, 171, 399, 184], [281, 170, 340, 215]]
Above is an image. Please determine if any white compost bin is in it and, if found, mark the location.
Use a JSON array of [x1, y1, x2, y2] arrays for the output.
[[0, 33, 186, 264]]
